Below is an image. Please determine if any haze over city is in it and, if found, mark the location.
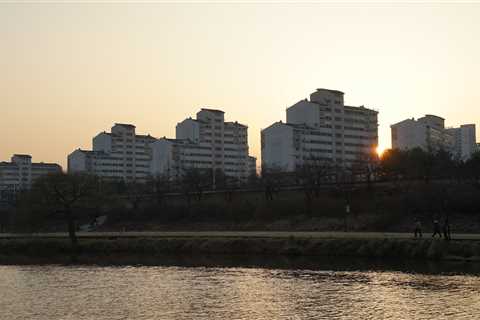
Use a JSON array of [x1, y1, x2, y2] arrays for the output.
[[2, 2, 480, 168]]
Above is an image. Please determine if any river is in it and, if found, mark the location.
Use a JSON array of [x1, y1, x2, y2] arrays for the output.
[[1, 261, 479, 320]]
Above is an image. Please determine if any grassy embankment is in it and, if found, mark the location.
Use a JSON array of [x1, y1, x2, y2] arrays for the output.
[[5, 180, 480, 234], [1, 232, 480, 264], [94, 181, 480, 233]]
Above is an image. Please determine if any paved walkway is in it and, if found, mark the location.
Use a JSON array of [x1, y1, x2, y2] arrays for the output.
[[1, 231, 479, 240]]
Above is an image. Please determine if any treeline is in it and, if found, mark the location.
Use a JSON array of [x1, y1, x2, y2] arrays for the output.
[[379, 148, 480, 183]]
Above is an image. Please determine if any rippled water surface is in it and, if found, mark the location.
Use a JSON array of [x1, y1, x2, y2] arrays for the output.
[[1, 264, 479, 320]]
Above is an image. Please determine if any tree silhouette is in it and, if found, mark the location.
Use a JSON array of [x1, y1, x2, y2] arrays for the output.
[[32, 172, 100, 249]]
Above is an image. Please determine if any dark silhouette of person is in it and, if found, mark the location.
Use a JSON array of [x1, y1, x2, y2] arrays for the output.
[[443, 217, 451, 240], [414, 218, 422, 238], [432, 218, 442, 238], [265, 184, 273, 200]]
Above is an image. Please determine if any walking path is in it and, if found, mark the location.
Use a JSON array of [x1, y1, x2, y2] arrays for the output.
[[1, 231, 480, 240]]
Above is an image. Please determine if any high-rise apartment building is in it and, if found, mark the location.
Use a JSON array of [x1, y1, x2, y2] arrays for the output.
[[151, 108, 256, 181], [261, 88, 378, 171], [446, 124, 477, 161], [68, 124, 156, 181], [391, 115, 477, 160], [391, 115, 452, 152], [0, 154, 62, 199], [69, 113, 256, 183]]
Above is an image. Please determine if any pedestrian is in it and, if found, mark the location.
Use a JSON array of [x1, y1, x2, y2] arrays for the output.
[[265, 184, 273, 201], [443, 217, 451, 240], [343, 203, 350, 232], [432, 218, 442, 238], [414, 218, 422, 238]]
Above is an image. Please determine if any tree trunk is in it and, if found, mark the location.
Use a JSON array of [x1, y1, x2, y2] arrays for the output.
[[157, 193, 164, 206], [65, 207, 78, 249], [304, 189, 312, 216]]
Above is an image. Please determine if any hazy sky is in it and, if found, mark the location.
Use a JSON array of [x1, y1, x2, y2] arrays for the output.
[[1, 2, 480, 169]]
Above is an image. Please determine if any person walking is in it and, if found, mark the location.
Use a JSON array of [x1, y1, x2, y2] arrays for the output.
[[414, 218, 422, 238], [443, 217, 451, 240], [432, 218, 442, 238], [265, 184, 273, 201]]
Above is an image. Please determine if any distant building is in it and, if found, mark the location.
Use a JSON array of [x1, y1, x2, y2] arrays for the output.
[[391, 115, 450, 152], [68, 123, 156, 182], [150, 138, 213, 180], [151, 109, 256, 182], [0, 154, 61, 199], [248, 156, 257, 177], [446, 124, 477, 161], [391, 115, 477, 160], [69, 116, 256, 184], [261, 88, 379, 172]]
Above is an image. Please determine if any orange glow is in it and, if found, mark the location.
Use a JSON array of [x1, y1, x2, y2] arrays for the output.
[[376, 146, 387, 158], [1, 4, 479, 167]]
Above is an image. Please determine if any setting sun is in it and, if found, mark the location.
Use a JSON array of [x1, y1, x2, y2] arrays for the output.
[[376, 145, 387, 158]]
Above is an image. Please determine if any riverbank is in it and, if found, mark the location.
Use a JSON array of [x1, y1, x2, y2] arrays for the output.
[[1, 232, 480, 265]]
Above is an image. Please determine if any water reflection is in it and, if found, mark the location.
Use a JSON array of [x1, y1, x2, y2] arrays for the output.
[[0, 264, 479, 320]]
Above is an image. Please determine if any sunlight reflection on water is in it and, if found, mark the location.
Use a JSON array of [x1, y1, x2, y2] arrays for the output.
[[0, 265, 479, 320]]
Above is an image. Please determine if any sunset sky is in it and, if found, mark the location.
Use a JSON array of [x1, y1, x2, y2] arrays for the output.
[[1, 2, 479, 169]]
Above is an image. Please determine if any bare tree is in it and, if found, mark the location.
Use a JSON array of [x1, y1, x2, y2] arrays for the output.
[[295, 157, 332, 215], [32, 172, 100, 249], [223, 175, 240, 203], [119, 181, 150, 212], [148, 174, 171, 206], [465, 151, 480, 188], [352, 152, 380, 190], [181, 168, 209, 202], [261, 165, 286, 201]]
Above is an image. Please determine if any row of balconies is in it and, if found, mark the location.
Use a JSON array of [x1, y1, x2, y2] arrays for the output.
[[302, 148, 333, 153]]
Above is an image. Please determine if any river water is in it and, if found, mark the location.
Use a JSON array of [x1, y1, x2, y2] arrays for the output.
[[1, 262, 479, 320]]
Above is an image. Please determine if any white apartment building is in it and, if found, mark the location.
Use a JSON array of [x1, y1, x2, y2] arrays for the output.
[[0, 154, 62, 199], [68, 123, 156, 181], [446, 124, 477, 161], [261, 88, 379, 172], [391, 115, 452, 152], [150, 138, 214, 179], [391, 115, 477, 160], [151, 108, 256, 181], [248, 156, 257, 177]]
